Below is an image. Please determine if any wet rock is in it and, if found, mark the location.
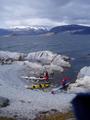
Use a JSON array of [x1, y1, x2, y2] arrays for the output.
[[0, 96, 9, 107], [19, 100, 25, 103], [13, 114, 18, 118], [28, 101, 31, 104], [50, 109, 58, 113], [39, 111, 49, 114]]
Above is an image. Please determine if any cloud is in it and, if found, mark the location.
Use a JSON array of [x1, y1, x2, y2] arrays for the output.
[[0, 0, 90, 27], [5, 18, 67, 28]]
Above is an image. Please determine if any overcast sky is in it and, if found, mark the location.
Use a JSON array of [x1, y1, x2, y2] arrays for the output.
[[0, 0, 90, 28]]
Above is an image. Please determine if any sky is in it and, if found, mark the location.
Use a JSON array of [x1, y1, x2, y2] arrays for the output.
[[0, 0, 90, 28]]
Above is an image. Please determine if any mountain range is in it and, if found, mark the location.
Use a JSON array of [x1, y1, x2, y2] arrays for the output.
[[0, 24, 90, 36], [50, 24, 90, 34]]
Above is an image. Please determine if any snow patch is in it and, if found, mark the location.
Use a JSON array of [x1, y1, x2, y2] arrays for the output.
[[77, 66, 90, 78], [68, 66, 90, 93]]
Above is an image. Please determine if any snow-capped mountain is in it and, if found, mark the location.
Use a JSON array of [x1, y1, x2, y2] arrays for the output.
[[11, 25, 50, 31], [10, 26, 49, 35], [0, 26, 49, 36]]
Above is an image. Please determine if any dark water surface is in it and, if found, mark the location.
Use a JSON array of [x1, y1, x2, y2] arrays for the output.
[[0, 33, 90, 85]]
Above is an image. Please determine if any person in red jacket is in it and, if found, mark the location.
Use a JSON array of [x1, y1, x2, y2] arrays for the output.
[[61, 77, 70, 87], [43, 71, 49, 81]]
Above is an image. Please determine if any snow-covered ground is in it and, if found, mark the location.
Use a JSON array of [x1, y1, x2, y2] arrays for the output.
[[0, 50, 90, 119], [0, 51, 74, 119]]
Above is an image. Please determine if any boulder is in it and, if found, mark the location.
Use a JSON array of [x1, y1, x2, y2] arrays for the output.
[[0, 96, 9, 107]]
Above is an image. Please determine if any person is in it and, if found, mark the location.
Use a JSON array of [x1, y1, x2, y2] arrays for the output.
[[43, 71, 49, 81], [61, 77, 70, 87]]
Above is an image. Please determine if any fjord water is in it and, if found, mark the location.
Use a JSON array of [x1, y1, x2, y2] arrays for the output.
[[0, 33, 90, 83]]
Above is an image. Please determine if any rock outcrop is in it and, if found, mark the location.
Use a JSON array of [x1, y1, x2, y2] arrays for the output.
[[0, 96, 9, 107]]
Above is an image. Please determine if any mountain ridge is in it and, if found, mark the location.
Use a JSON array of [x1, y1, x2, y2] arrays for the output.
[[0, 24, 90, 36], [50, 24, 90, 34]]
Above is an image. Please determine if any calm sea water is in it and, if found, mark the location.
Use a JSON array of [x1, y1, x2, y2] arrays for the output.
[[0, 33, 90, 85]]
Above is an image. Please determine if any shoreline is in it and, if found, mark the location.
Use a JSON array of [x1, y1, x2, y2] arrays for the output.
[[0, 109, 75, 120]]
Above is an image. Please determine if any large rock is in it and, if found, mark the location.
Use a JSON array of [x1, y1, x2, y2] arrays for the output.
[[77, 66, 90, 79], [68, 66, 90, 93], [0, 96, 9, 107], [0, 50, 70, 73], [22, 51, 71, 76], [0, 51, 26, 61], [25, 51, 55, 64], [25, 51, 70, 67]]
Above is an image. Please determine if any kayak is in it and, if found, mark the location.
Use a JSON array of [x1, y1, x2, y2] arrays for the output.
[[21, 76, 42, 80], [21, 76, 43, 83], [51, 82, 70, 94], [21, 76, 52, 83], [25, 83, 50, 89]]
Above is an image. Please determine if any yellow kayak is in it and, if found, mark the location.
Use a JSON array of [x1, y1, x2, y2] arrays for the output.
[[25, 83, 50, 89]]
